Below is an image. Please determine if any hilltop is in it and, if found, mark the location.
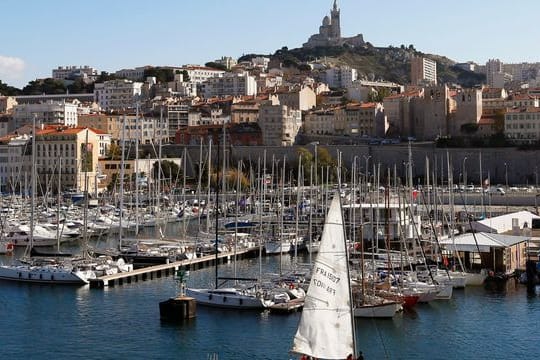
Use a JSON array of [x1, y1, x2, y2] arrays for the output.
[[240, 43, 485, 88]]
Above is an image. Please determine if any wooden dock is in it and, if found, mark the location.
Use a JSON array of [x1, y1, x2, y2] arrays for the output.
[[89, 247, 259, 289]]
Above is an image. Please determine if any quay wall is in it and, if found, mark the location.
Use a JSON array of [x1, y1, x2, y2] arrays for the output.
[[155, 144, 539, 186]]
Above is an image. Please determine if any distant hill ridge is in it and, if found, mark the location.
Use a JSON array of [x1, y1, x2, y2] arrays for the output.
[[240, 43, 486, 88]]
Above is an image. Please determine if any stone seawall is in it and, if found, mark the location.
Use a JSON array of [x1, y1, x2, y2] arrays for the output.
[[157, 144, 539, 186]]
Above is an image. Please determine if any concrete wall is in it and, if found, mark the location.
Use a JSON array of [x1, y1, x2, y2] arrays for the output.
[[154, 143, 540, 186]]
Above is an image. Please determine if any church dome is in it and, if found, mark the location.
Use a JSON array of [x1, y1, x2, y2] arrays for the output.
[[322, 15, 330, 26]]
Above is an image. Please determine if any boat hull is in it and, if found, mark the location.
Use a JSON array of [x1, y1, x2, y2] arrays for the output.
[[354, 301, 401, 318], [0, 265, 90, 285], [186, 288, 271, 309]]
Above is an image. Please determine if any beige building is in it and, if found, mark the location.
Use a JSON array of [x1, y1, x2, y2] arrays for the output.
[[270, 86, 316, 111], [78, 113, 168, 145], [35, 126, 101, 193], [453, 88, 483, 135], [0, 96, 17, 113], [304, 102, 386, 137], [231, 100, 260, 124], [383, 89, 423, 138], [415, 85, 452, 140], [258, 100, 302, 146]]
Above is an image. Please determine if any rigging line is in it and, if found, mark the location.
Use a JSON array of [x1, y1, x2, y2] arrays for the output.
[[369, 316, 391, 360]]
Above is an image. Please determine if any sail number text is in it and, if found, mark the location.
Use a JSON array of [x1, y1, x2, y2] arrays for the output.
[[313, 266, 340, 296]]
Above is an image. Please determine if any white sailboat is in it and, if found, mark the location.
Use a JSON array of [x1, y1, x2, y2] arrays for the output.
[[0, 121, 94, 285], [291, 195, 357, 359], [186, 137, 272, 310]]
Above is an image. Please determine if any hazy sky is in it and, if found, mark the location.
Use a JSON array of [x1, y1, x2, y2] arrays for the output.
[[2, 0, 539, 88]]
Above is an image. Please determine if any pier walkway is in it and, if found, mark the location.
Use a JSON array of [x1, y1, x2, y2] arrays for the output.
[[89, 247, 260, 289]]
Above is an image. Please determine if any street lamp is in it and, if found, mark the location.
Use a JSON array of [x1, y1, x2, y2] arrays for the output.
[[363, 155, 371, 193], [504, 162, 508, 191], [462, 157, 468, 188]]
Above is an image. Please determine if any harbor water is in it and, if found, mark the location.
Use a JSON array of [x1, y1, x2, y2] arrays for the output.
[[1, 252, 539, 360]]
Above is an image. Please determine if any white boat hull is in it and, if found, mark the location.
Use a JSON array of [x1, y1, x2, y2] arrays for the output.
[[265, 241, 292, 254], [186, 288, 272, 309], [354, 301, 401, 318], [0, 265, 92, 285]]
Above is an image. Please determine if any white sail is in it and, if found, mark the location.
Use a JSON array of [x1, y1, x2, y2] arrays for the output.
[[291, 196, 355, 359]]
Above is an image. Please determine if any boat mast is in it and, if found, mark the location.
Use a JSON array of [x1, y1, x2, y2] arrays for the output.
[[337, 151, 357, 359], [118, 115, 126, 250], [214, 134, 220, 289], [27, 114, 37, 258]]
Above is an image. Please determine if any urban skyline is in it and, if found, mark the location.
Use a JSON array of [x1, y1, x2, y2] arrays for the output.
[[2, 0, 540, 88]]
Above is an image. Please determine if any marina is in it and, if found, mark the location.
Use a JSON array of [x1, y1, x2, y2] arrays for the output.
[[1, 253, 539, 360]]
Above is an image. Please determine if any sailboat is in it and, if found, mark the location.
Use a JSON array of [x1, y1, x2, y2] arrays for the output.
[[291, 195, 357, 359], [0, 123, 94, 285], [186, 134, 273, 310]]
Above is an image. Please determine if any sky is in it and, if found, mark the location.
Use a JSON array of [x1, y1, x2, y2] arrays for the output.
[[2, 0, 540, 89]]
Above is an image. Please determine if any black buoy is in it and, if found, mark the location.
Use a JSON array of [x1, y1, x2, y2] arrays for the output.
[[525, 260, 537, 294], [159, 267, 196, 321]]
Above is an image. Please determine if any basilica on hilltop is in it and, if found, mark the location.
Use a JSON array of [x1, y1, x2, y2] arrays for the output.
[[303, 0, 365, 49]]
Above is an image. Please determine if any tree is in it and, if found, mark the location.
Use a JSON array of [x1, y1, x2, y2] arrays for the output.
[[107, 143, 122, 160], [144, 67, 175, 83], [153, 160, 181, 184], [297, 147, 314, 180], [0, 80, 22, 95], [22, 78, 66, 95], [96, 71, 118, 82], [204, 62, 228, 71], [67, 78, 94, 93], [316, 146, 338, 182]]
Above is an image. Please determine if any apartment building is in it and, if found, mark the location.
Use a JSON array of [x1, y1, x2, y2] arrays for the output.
[[12, 101, 79, 131], [94, 79, 143, 111], [114, 66, 151, 81], [411, 56, 437, 85], [52, 65, 98, 80], [34, 126, 101, 193], [325, 66, 358, 89], [258, 100, 302, 146], [231, 100, 260, 124], [270, 86, 316, 111], [504, 107, 540, 144], [202, 72, 257, 98]]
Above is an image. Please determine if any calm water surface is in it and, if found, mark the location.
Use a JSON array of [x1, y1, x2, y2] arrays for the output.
[[1, 253, 539, 360]]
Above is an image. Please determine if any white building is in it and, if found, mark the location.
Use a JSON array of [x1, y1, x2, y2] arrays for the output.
[[94, 79, 143, 111], [214, 56, 238, 70], [203, 72, 257, 98], [486, 59, 512, 88], [114, 66, 151, 81], [252, 57, 271, 71], [12, 101, 79, 130], [188, 108, 230, 126], [504, 107, 540, 144], [325, 66, 357, 88], [411, 56, 437, 85], [52, 65, 98, 80], [0, 134, 31, 193], [180, 66, 225, 84]]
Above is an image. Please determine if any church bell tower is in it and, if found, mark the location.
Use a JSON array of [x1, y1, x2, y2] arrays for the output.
[[330, 0, 341, 39]]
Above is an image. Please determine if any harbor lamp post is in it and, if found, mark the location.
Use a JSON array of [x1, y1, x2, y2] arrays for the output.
[[363, 155, 371, 194], [504, 163, 508, 191], [462, 157, 468, 206], [462, 157, 468, 188]]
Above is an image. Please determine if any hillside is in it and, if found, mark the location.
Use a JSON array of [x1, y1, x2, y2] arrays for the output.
[[240, 43, 485, 88]]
